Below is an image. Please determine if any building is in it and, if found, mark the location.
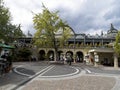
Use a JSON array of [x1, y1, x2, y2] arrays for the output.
[[16, 24, 119, 67]]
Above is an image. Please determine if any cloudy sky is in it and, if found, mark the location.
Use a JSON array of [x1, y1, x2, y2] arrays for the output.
[[4, 0, 120, 35]]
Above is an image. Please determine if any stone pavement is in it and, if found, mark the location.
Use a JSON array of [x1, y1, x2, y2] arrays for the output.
[[14, 62, 120, 90], [18, 75, 116, 90], [0, 71, 28, 90], [0, 62, 119, 90]]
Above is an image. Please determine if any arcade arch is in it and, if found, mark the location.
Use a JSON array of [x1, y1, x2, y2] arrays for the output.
[[58, 51, 63, 61], [47, 50, 54, 61], [38, 49, 86, 63], [66, 51, 74, 62], [76, 51, 84, 62], [39, 50, 45, 60], [66, 51, 73, 56]]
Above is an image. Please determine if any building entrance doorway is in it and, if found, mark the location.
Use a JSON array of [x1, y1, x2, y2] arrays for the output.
[[39, 50, 45, 60], [58, 51, 63, 61], [48, 50, 54, 61], [76, 51, 83, 62], [66, 51, 73, 62]]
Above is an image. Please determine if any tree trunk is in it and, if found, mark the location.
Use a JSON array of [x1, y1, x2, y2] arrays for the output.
[[54, 46, 59, 61], [53, 39, 58, 61]]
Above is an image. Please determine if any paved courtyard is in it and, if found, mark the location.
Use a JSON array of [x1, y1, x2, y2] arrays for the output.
[[0, 61, 120, 90], [19, 75, 116, 90]]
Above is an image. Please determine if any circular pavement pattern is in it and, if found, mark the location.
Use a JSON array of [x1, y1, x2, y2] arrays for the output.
[[14, 64, 81, 78]]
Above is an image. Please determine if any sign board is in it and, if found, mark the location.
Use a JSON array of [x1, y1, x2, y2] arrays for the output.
[[95, 55, 99, 62]]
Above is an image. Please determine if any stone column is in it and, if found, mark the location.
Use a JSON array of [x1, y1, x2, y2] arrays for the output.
[[94, 61, 98, 67], [89, 52, 93, 65], [73, 53, 76, 63], [54, 52, 57, 61], [114, 53, 118, 68], [94, 52, 99, 67]]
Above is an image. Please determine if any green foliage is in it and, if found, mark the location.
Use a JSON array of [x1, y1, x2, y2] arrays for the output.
[[59, 27, 72, 47], [33, 5, 72, 48], [90, 43, 92, 47], [75, 43, 79, 48], [0, 0, 10, 39], [0, 0, 25, 43], [98, 42, 102, 47], [33, 4, 73, 60], [80, 42, 84, 46], [10, 24, 25, 38], [114, 31, 120, 56], [0, 0, 10, 26], [18, 48, 32, 58]]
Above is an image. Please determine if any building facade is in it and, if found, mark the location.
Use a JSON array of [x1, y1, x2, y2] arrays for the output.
[[16, 24, 119, 67]]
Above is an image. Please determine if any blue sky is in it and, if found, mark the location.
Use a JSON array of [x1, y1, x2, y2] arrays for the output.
[[4, 0, 120, 35]]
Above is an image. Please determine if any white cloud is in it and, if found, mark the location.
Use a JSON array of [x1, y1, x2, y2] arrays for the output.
[[4, 0, 120, 35]]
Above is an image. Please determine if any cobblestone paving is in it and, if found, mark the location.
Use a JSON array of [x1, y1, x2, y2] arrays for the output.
[[20, 75, 116, 90], [0, 62, 119, 90], [0, 71, 28, 90]]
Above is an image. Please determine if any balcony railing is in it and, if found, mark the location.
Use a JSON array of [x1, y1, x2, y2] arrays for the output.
[[38, 43, 113, 49]]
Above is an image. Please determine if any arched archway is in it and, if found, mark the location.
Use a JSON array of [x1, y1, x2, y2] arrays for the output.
[[66, 51, 73, 56], [58, 51, 63, 61], [76, 51, 84, 62], [47, 50, 54, 61], [66, 51, 73, 62], [39, 50, 45, 61]]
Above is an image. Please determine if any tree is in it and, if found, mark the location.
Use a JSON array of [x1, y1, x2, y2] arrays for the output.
[[17, 48, 32, 61], [114, 31, 120, 55], [8, 24, 25, 41], [0, 0, 10, 40], [0, 0, 25, 43], [59, 26, 72, 48], [114, 31, 120, 68], [33, 5, 72, 61]]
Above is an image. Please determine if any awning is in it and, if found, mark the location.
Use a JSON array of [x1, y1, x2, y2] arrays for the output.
[[89, 48, 114, 53], [0, 43, 14, 49]]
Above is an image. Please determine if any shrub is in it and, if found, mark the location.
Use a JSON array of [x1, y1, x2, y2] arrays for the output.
[[17, 48, 32, 61]]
